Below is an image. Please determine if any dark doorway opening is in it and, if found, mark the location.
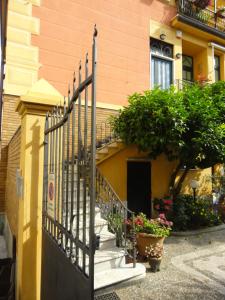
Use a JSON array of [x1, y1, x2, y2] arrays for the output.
[[127, 160, 151, 218]]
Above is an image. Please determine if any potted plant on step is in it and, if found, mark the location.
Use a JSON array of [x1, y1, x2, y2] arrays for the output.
[[133, 213, 172, 256], [145, 243, 164, 272]]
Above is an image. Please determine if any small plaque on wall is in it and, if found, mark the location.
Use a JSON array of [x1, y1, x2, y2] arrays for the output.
[[16, 169, 24, 198]]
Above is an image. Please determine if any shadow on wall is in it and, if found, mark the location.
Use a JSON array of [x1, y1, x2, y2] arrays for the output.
[[20, 120, 40, 300], [140, 0, 176, 24], [180, 168, 212, 196]]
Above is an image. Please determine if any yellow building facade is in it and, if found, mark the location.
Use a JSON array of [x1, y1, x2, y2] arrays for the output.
[[1, 0, 225, 299]]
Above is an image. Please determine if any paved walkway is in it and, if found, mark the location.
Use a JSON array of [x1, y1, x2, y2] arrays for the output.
[[112, 229, 225, 299]]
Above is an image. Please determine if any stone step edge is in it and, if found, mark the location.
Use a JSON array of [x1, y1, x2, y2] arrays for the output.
[[94, 263, 146, 290]]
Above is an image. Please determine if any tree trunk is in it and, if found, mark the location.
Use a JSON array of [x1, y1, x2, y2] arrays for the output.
[[169, 162, 182, 194], [173, 168, 189, 198], [169, 162, 189, 199]]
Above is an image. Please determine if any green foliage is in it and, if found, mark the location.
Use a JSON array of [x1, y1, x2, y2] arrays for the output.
[[112, 82, 225, 188], [107, 210, 123, 246], [133, 213, 172, 237], [170, 194, 222, 231]]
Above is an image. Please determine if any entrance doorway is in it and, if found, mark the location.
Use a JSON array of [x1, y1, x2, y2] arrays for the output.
[[127, 160, 151, 218]]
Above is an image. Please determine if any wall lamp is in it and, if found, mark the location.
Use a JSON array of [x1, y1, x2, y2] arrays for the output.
[[160, 33, 166, 41], [176, 53, 182, 59]]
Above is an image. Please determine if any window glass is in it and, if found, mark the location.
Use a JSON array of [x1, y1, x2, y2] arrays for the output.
[[150, 38, 173, 89], [182, 55, 193, 82], [214, 55, 220, 82], [150, 38, 173, 58]]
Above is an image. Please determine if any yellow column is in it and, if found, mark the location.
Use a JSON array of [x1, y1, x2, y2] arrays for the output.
[[15, 79, 63, 300], [207, 46, 214, 83]]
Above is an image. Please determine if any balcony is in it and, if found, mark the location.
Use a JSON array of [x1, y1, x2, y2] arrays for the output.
[[172, 0, 225, 43]]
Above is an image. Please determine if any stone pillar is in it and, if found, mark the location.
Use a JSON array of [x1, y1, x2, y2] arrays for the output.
[[15, 79, 63, 300]]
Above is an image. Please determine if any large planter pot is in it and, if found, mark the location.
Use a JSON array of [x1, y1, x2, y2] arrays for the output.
[[136, 233, 165, 256]]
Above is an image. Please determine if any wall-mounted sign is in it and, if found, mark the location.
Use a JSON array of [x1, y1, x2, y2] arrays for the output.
[[47, 173, 55, 219]]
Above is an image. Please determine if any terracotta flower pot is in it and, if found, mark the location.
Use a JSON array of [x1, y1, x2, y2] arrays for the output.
[[136, 233, 165, 256], [148, 257, 162, 272]]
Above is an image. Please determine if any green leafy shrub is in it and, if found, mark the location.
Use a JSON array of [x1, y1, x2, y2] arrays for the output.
[[170, 194, 222, 231]]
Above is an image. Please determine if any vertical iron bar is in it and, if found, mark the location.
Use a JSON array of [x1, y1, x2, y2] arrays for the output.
[[49, 113, 53, 173], [132, 212, 136, 268], [57, 108, 62, 224], [61, 98, 66, 230], [76, 62, 82, 266], [54, 107, 58, 239], [57, 108, 62, 245], [70, 74, 76, 256], [82, 53, 89, 271], [89, 26, 97, 293], [43, 114, 49, 230], [52, 111, 56, 236], [66, 88, 70, 250]]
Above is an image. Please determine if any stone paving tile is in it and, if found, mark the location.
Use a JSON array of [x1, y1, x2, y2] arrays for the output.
[[112, 229, 225, 300]]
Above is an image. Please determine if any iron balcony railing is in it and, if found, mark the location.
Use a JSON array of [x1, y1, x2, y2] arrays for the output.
[[177, 0, 225, 35]]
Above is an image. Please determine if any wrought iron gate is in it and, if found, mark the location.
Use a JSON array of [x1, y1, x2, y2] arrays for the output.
[[41, 27, 97, 300]]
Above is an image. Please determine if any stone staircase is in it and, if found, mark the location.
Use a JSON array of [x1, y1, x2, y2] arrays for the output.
[[95, 140, 125, 165], [65, 166, 146, 291]]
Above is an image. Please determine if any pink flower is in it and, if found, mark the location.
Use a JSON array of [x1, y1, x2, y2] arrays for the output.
[[159, 213, 166, 219]]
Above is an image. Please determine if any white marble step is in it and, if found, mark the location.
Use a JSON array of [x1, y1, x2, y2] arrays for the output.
[[63, 206, 101, 219], [70, 218, 109, 237], [94, 263, 146, 290], [93, 248, 125, 273], [98, 232, 116, 250]]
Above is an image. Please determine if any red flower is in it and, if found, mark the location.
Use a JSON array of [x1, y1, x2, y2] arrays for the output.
[[164, 199, 172, 205], [134, 217, 144, 226]]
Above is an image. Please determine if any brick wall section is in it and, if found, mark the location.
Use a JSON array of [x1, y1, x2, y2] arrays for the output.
[[5, 127, 21, 237], [0, 94, 20, 211], [69, 105, 119, 154]]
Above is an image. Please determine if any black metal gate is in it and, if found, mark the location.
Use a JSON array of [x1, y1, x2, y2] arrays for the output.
[[41, 27, 97, 300]]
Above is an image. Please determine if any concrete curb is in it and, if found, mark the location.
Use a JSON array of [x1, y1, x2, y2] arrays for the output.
[[171, 224, 225, 236]]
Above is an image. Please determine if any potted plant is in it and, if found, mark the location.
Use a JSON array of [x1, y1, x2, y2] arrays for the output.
[[145, 243, 164, 272], [132, 213, 172, 256]]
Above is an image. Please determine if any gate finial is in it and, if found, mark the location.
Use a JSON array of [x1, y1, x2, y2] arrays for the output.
[[93, 24, 98, 37]]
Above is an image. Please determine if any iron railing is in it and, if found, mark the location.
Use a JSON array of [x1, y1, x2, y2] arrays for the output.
[[175, 79, 210, 90], [42, 26, 97, 300], [177, 0, 225, 33], [175, 79, 195, 90], [96, 121, 118, 149], [95, 168, 136, 267]]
